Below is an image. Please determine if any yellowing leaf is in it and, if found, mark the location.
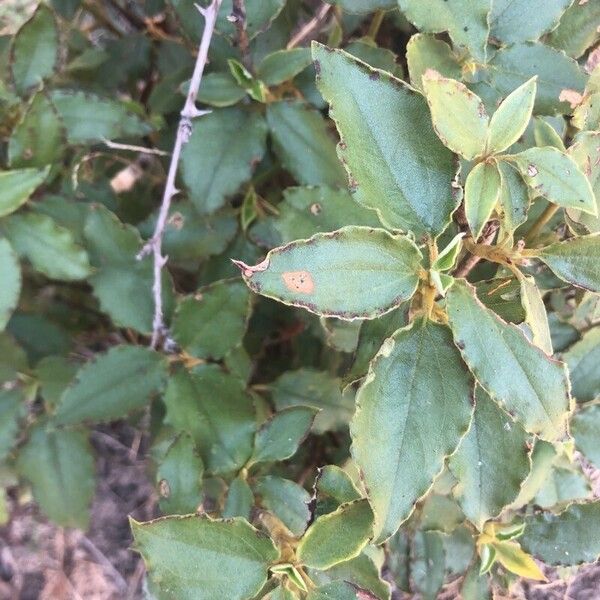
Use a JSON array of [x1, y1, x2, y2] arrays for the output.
[[492, 541, 547, 581]]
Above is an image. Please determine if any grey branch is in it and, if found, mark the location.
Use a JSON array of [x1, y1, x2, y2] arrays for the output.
[[138, 0, 222, 349]]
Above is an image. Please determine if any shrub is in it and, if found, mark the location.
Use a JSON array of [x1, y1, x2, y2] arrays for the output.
[[1, 0, 600, 598]]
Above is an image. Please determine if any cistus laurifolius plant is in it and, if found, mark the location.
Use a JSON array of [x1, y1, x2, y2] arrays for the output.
[[1, 0, 600, 597]]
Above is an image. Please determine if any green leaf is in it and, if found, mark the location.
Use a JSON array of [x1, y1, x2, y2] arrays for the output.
[[398, 0, 491, 62], [519, 276, 553, 355], [464, 161, 501, 238], [492, 540, 546, 580], [228, 59, 267, 102], [197, 72, 246, 107], [217, 0, 285, 40], [0, 167, 49, 218], [271, 369, 353, 434], [521, 501, 600, 565], [406, 34, 461, 93], [534, 465, 590, 508], [11, 5, 58, 94], [446, 280, 569, 440], [547, 1, 600, 58], [257, 48, 312, 86], [8, 93, 66, 167], [487, 77, 537, 155], [223, 476, 254, 520], [0, 388, 25, 460], [255, 476, 311, 537], [172, 279, 251, 360], [316, 465, 362, 508], [157, 434, 203, 515], [572, 403, 600, 469], [537, 234, 600, 293], [0, 239, 20, 331], [297, 500, 374, 570], [478, 43, 586, 115], [131, 515, 279, 599], [3, 212, 91, 281], [533, 117, 565, 152], [35, 356, 77, 409], [306, 581, 366, 600], [312, 43, 458, 238], [251, 407, 317, 465], [329, 0, 395, 13], [50, 90, 152, 143], [432, 233, 464, 272], [264, 584, 300, 599], [164, 366, 256, 474], [449, 388, 531, 529], [411, 531, 445, 600], [511, 147, 596, 215], [489, 0, 571, 45], [497, 161, 530, 236], [17, 424, 94, 529], [564, 327, 600, 402], [237, 227, 422, 320], [54, 345, 167, 425], [351, 318, 474, 542], [422, 71, 488, 160], [345, 39, 402, 76], [251, 186, 380, 248], [266, 101, 346, 188], [181, 107, 267, 214]]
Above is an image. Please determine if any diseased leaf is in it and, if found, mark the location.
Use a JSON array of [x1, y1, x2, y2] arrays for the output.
[[157, 434, 203, 515], [298, 500, 374, 570], [406, 34, 461, 93], [537, 235, 600, 293], [0, 239, 20, 331], [3, 212, 91, 281], [172, 279, 251, 360], [266, 101, 346, 188], [464, 161, 501, 239], [238, 227, 422, 320], [0, 167, 49, 218], [164, 366, 255, 474], [487, 77, 537, 155], [564, 327, 600, 402], [489, 0, 571, 45], [131, 516, 279, 599], [398, 0, 491, 62], [422, 71, 488, 160], [251, 406, 317, 464], [521, 501, 600, 565], [181, 107, 267, 214], [512, 148, 596, 215], [351, 318, 474, 542], [17, 424, 94, 529], [446, 280, 570, 440], [11, 5, 58, 94], [312, 43, 458, 238], [449, 388, 531, 529], [492, 541, 546, 580], [54, 345, 167, 425]]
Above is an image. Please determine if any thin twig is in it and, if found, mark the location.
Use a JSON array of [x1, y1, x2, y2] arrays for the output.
[[231, 0, 251, 69], [101, 138, 169, 156], [524, 203, 560, 245], [286, 3, 332, 49], [138, 0, 222, 348], [454, 221, 499, 279]]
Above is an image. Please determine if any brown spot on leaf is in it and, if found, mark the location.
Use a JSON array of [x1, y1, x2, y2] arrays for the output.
[[158, 479, 170, 498], [309, 203, 322, 215], [527, 164, 538, 177], [313, 59, 321, 75], [559, 89, 584, 108], [369, 72, 380, 81], [282, 271, 315, 294]]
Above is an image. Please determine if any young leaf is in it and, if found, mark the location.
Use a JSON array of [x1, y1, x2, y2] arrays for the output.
[[398, 0, 491, 62], [487, 77, 537, 155], [519, 276, 553, 355], [312, 43, 458, 238], [156, 434, 203, 515], [266, 101, 346, 188], [497, 161, 530, 236], [572, 404, 600, 469], [237, 227, 422, 320], [0, 167, 49, 218], [251, 407, 317, 465], [54, 345, 168, 425], [533, 117, 565, 151], [181, 107, 267, 214], [3, 212, 91, 281], [536, 234, 600, 293], [446, 280, 570, 440], [406, 34, 461, 93], [171, 279, 251, 360], [464, 161, 501, 239], [0, 239, 20, 331], [17, 424, 94, 529], [432, 233, 464, 272], [223, 477, 254, 520], [164, 366, 256, 474], [351, 318, 474, 542], [131, 516, 279, 599], [511, 147, 596, 215], [422, 71, 488, 160], [11, 4, 59, 95], [492, 541, 546, 581], [521, 501, 600, 565], [297, 499, 374, 570], [449, 388, 531, 529]]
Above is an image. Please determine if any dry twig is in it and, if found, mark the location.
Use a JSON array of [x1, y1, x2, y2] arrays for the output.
[[138, 0, 223, 348], [287, 3, 332, 49]]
